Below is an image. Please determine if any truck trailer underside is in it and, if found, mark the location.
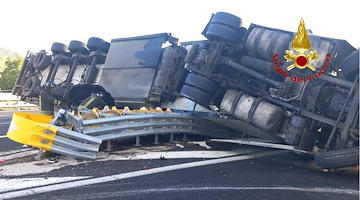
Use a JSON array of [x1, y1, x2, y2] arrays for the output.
[[8, 12, 359, 169]]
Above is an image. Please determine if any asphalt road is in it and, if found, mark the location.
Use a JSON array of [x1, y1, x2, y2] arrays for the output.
[[0, 110, 358, 200], [0, 111, 25, 152]]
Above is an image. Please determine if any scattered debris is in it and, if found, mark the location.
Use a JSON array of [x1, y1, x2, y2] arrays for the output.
[[0, 160, 6, 163], [160, 155, 167, 160], [189, 141, 212, 149], [176, 144, 184, 148], [47, 157, 59, 164], [143, 166, 151, 170]]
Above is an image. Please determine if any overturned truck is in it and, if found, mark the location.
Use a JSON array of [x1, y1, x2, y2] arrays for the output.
[[10, 12, 359, 169]]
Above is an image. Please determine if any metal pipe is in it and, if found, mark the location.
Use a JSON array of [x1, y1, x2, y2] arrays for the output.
[[211, 139, 306, 153], [276, 81, 309, 102], [263, 95, 301, 112], [318, 75, 353, 89], [324, 75, 359, 150], [49, 55, 66, 80], [300, 109, 344, 128], [65, 54, 80, 84], [223, 57, 282, 88], [84, 53, 99, 83]]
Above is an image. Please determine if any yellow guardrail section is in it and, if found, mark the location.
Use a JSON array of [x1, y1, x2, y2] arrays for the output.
[[7, 112, 58, 151]]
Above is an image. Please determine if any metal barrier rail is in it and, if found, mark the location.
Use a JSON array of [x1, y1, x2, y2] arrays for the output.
[[65, 111, 235, 141], [7, 112, 102, 160], [8, 110, 237, 160]]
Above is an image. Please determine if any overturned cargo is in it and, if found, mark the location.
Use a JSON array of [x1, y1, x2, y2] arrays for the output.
[[10, 12, 359, 169]]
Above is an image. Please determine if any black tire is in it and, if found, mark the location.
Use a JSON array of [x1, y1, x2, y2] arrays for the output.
[[180, 85, 213, 107], [185, 73, 219, 95], [314, 147, 359, 169], [339, 49, 359, 82], [204, 23, 244, 44], [33, 50, 52, 71], [23, 75, 41, 97], [210, 12, 243, 31], [87, 37, 110, 53], [68, 40, 89, 55], [28, 54, 36, 65], [51, 42, 69, 54]]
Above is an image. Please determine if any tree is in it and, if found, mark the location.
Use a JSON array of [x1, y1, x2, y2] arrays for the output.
[[0, 48, 19, 72], [0, 55, 23, 90]]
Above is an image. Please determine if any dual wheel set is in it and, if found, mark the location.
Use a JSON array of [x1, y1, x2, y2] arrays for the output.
[[181, 12, 246, 107], [22, 37, 111, 97]]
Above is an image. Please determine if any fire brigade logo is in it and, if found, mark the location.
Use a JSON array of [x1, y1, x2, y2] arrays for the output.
[[284, 19, 319, 71]]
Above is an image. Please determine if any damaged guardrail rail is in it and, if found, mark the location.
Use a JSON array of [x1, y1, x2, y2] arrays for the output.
[[6, 108, 236, 159], [7, 112, 102, 159]]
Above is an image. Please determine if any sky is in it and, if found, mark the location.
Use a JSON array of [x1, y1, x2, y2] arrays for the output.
[[1, 0, 359, 56]]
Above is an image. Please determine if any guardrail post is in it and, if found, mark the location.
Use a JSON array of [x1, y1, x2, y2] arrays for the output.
[[170, 133, 174, 142], [135, 136, 141, 147], [154, 134, 159, 145], [34, 149, 43, 161], [105, 140, 112, 151]]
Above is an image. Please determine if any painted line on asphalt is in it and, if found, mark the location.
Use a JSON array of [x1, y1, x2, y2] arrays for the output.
[[0, 122, 10, 125], [1, 150, 286, 199], [74, 187, 359, 198], [0, 177, 91, 193], [97, 150, 254, 160], [0, 135, 8, 139]]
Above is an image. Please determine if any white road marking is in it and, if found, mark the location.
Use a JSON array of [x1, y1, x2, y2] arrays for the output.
[[1, 150, 286, 199], [0, 135, 8, 139], [0, 122, 10, 125], [0, 147, 254, 176], [75, 187, 359, 198], [0, 177, 90, 193], [100, 150, 252, 160]]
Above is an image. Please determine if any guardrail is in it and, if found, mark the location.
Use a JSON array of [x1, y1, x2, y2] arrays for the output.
[[7, 109, 238, 160]]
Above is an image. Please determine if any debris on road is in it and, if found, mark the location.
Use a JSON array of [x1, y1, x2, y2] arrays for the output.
[[47, 157, 59, 164], [189, 141, 212, 149], [176, 144, 185, 149]]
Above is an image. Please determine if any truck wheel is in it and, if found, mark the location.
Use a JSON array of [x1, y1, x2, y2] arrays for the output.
[[87, 37, 110, 53], [51, 42, 69, 55], [204, 23, 245, 44], [184, 73, 219, 95], [23, 76, 41, 97], [68, 40, 89, 55], [339, 49, 359, 82], [180, 85, 213, 108], [210, 12, 243, 31], [33, 51, 52, 71], [314, 147, 359, 169]]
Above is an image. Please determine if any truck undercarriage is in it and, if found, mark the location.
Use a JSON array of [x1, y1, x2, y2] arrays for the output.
[[9, 12, 359, 169]]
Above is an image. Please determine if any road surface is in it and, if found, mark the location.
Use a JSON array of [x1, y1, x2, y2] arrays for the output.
[[0, 110, 358, 200]]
